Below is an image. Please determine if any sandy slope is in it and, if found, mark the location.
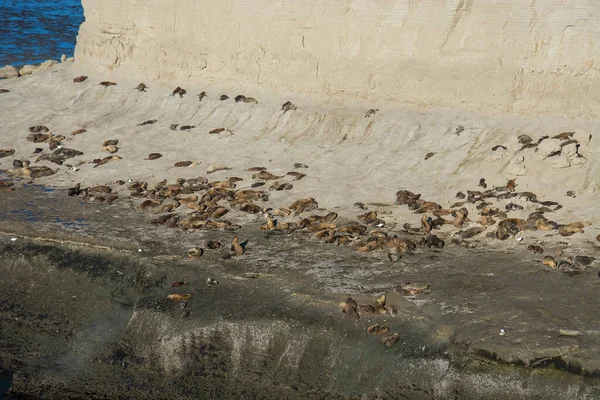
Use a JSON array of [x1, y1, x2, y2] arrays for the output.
[[0, 63, 599, 247]]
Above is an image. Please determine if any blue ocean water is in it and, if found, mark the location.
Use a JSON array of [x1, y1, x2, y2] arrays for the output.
[[0, 0, 84, 67]]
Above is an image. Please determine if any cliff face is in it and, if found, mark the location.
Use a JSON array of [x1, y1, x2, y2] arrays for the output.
[[75, 0, 600, 117]]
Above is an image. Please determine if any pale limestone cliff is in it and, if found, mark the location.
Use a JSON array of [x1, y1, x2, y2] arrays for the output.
[[75, 0, 600, 118]]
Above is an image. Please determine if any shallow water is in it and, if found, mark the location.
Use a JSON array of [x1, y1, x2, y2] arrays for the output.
[[0, 0, 84, 66]]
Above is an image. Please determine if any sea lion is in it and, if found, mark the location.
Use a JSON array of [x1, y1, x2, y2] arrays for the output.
[[425, 234, 445, 248], [253, 171, 284, 180], [180, 125, 195, 130], [170, 124, 179, 131], [135, 83, 148, 92], [7, 166, 55, 178], [365, 108, 378, 118], [553, 132, 575, 140], [99, 81, 117, 87], [506, 179, 517, 192], [206, 165, 231, 174], [174, 161, 193, 167], [234, 95, 246, 102], [71, 128, 87, 136], [104, 145, 118, 154], [172, 87, 181, 96], [0, 89, 9, 94], [138, 120, 157, 126], [231, 236, 246, 256], [455, 191, 466, 199], [206, 278, 219, 286], [294, 163, 309, 169], [382, 333, 399, 347], [518, 134, 532, 145], [528, 245, 544, 254], [425, 152, 436, 160], [209, 128, 225, 134], [397, 282, 429, 296], [454, 125, 465, 135], [459, 226, 486, 239], [12, 160, 23, 168], [146, 153, 162, 160], [340, 301, 359, 321], [281, 101, 296, 113], [353, 202, 367, 210], [178, 89, 187, 98], [181, 310, 191, 319], [66, 183, 81, 196], [93, 155, 121, 168], [167, 294, 192, 301], [219, 95, 229, 100], [0, 149, 15, 158], [492, 145, 507, 151], [241, 97, 258, 104], [566, 191, 576, 198], [286, 171, 306, 180], [246, 167, 266, 171], [289, 198, 318, 214], [421, 214, 432, 233], [479, 178, 487, 189], [251, 182, 265, 188], [543, 256, 557, 269], [73, 76, 87, 83], [197, 91, 206, 101], [188, 247, 204, 258], [103, 139, 118, 146], [29, 125, 49, 133]]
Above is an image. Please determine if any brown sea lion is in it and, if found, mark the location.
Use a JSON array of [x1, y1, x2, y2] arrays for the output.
[[172, 87, 181, 96], [479, 178, 487, 189], [209, 128, 225, 134], [174, 161, 193, 167], [231, 236, 246, 256], [282, 101, 296, 113], [71, 128, 87, 136], [234, 95, 246, 102], [219, 94, 229, 100], [73, 76, 87, 83], [553, 132, 575, 140], [543, 256, 557, 269], [507, 179, 517, 192], [492, 145, 507, 151], [241, 97, 258, 104], [135, 83, 148, 92], [138, 119, 157, 126], [146, 153, 162, 160], [0, 89, 9, 94], [528, 245, 544, 254], [197, 91, 206, 101], [100, 81, 117, 87], [253, 171, 284, 180], [425, 152, 436, 160], [0, 149, 15, 158], [382, 333, 399, 347]]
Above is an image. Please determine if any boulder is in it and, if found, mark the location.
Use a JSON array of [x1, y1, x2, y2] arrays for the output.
[[0, 65, 19, 79]]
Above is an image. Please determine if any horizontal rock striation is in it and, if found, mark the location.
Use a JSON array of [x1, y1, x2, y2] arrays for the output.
[[74, 0, 600, 118]]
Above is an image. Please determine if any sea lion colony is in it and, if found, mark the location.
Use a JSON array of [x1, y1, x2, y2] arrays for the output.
[[0, 77, 597, 339]]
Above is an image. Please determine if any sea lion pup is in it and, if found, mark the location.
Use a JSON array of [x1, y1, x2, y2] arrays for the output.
[[172, 86, 181, 96], [170, 124, 179, 131], [492, 145, 507, 151], [294, 163, 309, 168], [145, 153, 162, 160], [281, 101, 296, 113], [365, 108, 378, 118], [241, 97, 258, 104], [453, 125, 465, 135], [209, 128, 225, 134], [135, 83, 148, 92], [478, 178, 487, 189], [424, 152, 436, 160], [234, 94, 246, 102], [286, 171, 306, 180], [197, 91, 206, 101], [73, 76, 87, 83], [174, 161, 193, 167], [219, 94, 229, 100], [0, 89, 10, 94], [99, 81, 117, 87], [178, 89, 187, 98], [231, 236, 246, 256], [455, 191, 466, 199], [566, 191, 576, 198], [180, 125, 195, 130]]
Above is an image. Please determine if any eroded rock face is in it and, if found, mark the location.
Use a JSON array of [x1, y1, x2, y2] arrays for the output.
[[75, 0, 600, 117]]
